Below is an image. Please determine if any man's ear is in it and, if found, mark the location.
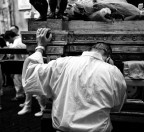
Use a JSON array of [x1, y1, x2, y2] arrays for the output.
[[106, 57, 114, 65], [105, 57, 110, 63]]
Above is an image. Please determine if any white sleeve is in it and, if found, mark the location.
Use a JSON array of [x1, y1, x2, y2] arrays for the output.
[[22, 51, 55, 98]]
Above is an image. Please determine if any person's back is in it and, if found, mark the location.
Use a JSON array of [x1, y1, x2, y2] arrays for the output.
[[10, 36, 27, 60], [46, 52, 126, 132], [22, 28, 127, 132], [4, 30, 27, 100], [4, 31, 27, 60]]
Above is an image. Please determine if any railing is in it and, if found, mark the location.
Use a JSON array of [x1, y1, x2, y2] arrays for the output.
[[0, 48, 28, 74]]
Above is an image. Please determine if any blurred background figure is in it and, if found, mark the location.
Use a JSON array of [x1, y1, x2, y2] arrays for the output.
[[4, 30, 27, 101], [29, 0, 68, 20], [29, 0, 48, 20], [0, 34, 7, 110], [10, 25, 19, 36], [48, 0, 68, 19]]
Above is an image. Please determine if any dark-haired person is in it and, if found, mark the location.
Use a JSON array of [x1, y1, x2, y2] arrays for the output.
[[22, 28, 127, 132], [10, 25, 19, 35], [48, 0, 68, 18], [4, 30, 27, 101]]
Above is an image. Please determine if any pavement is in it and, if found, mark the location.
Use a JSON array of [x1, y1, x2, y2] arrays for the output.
[[0, 85, 42, 132]]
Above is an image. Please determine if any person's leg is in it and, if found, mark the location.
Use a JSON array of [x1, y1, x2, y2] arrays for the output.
[[49, 0, 57, 13], [34, 95, 48, 117], [12, 74, 24, 100], [58, 0, 68, 15], [48, 0, 57, 18], [30, 0, 48, 20], [18, 93, 32, 115]]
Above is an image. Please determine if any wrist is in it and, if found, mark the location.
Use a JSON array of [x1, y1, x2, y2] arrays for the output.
[[35, 45, 45, 50], [35, 45, 45, 54]]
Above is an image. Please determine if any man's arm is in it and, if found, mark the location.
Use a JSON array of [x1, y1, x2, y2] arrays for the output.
[[22, 28, 53, 97], [22, 27, 52, 83]]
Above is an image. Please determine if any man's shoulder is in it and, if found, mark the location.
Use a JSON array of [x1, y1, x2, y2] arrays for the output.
[[106, 64, 123, 77], [101, 62, 121, 74]]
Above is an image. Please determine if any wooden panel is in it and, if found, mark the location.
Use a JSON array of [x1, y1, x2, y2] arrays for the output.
[[21, 30, 144, 45], [126, 79, 144, 86], [112, 54, 144, 62], [28, 19, 144, 32], [68, 20, 144, 31], [111, 112, 144, 123], [21, 31, 36, 44], [26, 44, 36, 53], [66, 45, 90, 52], [46, 46, 64, 55], [23, 20, 144, 64], [28, 20, 47, 31], [66, 45, 144, 54], [21, 31, 68, 45], [112, 45, 144, 53], [28, 19, 64, 31], [68, 31, 144, 45], [0, 48, 28, 54], [47, 55, 61, 61]]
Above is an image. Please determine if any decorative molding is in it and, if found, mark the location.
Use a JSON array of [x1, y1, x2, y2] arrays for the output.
[[46, 46, 64, 55], [21, 20, 144, 62]]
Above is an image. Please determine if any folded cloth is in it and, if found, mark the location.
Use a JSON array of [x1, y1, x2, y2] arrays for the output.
[[93, 2, 140, 18], [66, 0, 140, 20], [123, 61, 144, 79]]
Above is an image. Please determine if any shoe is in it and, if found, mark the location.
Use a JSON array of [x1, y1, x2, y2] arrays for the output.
[[19, 103, 25, 107], [47, 12, 55, 19], [56, 13, 63, 19], [35, 16, 47, 21], [18, 106, 31, 115], [34, 111, 43, 117]]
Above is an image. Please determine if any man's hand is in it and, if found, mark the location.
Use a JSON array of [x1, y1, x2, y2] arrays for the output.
[[36, 28, 52, 47]]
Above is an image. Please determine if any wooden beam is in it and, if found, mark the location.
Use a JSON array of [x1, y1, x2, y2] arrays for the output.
[[0, 48, 28, 54]]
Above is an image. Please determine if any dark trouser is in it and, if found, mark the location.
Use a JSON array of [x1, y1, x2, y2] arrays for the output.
[[49, 0, 68, 14], [126, 0, 143, 7], [29, 0, 48, 17]]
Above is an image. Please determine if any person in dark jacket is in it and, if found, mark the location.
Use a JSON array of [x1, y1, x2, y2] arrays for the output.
[[29, 0, 68, 20]]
